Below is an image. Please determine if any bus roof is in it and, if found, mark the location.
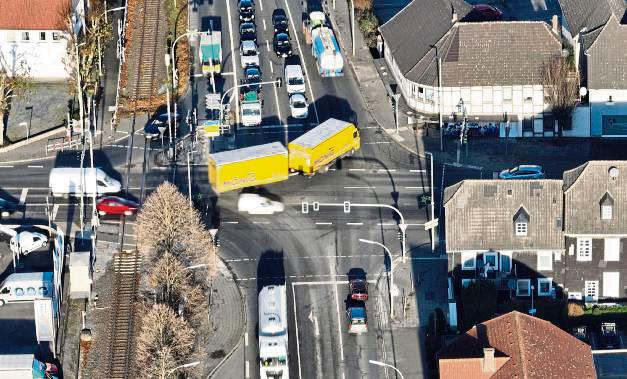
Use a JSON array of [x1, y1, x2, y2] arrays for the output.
[[290, 118, 352, 148], [258, 285, 287, 335], [209, 142, 287, 166]]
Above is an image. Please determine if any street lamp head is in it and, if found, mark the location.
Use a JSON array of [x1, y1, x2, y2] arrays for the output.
[[369, 360, 385, 367], [181, 361, 200, 369]]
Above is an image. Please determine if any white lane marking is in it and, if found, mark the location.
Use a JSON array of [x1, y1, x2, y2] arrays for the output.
[[410, 169, 426, 173], [52, 204, 59, 221], [377, 223, 394, 226], [253, 221, 270, 224], [266, 40, 270, 52], [245, 360, 250, 378], [19, 188, 28, 206], [348, 168, 366, 172], [333, 283, 345, 361], [293, 280, 377, 286], [262, 18, 267, 31], [346, 222, 363, 226], [272, 75, 283, 124], [258, 0, 263, 11], [329, 168, 336, 171], [376, 169, 396, 173], [404, 186, 428, 189], [364, 141, 390, 145], [308, 309, 320, 337], [282, 0, 319, 123], [225, 0, 240, 123], [292, 284, 303, 379], [0, 165, 14, 168], [406, 223, 425, 226], [269, 60, 274, 74], [223, 221, 239, 224], [315, 222, 332, 225], [245, 332, 248, 346], [343, 186, 375, 189]]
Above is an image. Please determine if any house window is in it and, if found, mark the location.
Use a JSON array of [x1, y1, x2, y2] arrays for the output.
[[52, 32, 61, 41], [537, 278, 552, 296], [484, 252, 498, 271], [39, 32, 46, 40], [602, 272, 620, 298], [584, 281, 598, 302], [22, 32, 30, 41], [601, 205, 612, 220], [461, 252, 476, 270], [500, 252, 512, 273], [515, 222, 527, 236], [425, 88, 434, 102], [516, 279, 531, 296], [537, 251, 553, 271], [461, 279, 475, 288], [577, 238, 592, 261], [604, 238, 620, 261]]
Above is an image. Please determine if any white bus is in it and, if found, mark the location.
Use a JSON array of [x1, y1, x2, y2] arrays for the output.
[[258, 285, 289, 379]]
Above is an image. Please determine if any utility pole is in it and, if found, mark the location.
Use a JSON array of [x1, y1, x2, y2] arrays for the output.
[[351, 0, 355, 56]]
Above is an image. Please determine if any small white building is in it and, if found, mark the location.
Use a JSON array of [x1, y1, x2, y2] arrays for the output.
[[0, 0, 84, 81]]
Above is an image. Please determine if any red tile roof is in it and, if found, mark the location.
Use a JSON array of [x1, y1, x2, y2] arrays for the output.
[[0, 0, 71, 30], [438, 311, 597, 379]]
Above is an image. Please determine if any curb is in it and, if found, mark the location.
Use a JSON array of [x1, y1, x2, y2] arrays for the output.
[[0, 126, 66, 155]]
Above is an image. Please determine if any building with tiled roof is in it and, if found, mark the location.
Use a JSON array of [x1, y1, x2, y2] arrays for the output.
[[438, 311, 596, 379], [379, 0, 563, 138], [0, 0, 84, 80]]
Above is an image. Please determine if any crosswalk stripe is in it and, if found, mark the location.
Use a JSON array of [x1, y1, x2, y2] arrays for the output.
[[19, 188, 28, 206]]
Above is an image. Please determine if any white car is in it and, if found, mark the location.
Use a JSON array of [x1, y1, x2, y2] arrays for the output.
[[289, 93, 309, 119], [285, 64, 305, 94], [10, 231, 48, 255], [237, 193, 285, 215], [240, 40, 260, 68]]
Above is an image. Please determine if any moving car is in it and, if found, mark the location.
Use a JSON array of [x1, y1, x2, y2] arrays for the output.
[[599, 323, 620, 349], [471, 4, 503, 21], [349, 279, 368, 301], [97, 196, 139, 216], [346, 302, 368, 334], [273, 32, 292, 57], [240, 22, 257, 43], [237, 193, 285, 215], [289, 93, 308, 119], [498, 165, 545, 180], [242, 66, 262, 93], [240, 40, 260, 68], [272, 9, 289, 34], [238, 0, 255, 21], [0, 272, 53, 306], [10, 231, 48, 255], [0, 197, 18, 218], [285, 64, 305, 94], [49, 167, 121, 197], [144, 112, 182, 139]]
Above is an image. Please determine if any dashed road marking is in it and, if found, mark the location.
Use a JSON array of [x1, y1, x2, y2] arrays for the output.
[[346, 222, 363, 226], [266, 40, 271, 52], [269, 60, 274, 74], [348, 168, 366, 172], [292, 284, 303, 379], [409, 169, 426, 173], [0, 165, 14, 168], [19, 188, 28, 206], [377, 222, 394, 226], [333, 282, 344, 361], [315, 222, 332, 225], [343, 186, 375, 189], [364, 141, 390, 145], [245, 360, 250, 378], [52, 204, 59, 221], [27, 165, 44, 168], [253, 221, 270, 224], [223, 221, 239, 224], [262, 19, 266, 31]]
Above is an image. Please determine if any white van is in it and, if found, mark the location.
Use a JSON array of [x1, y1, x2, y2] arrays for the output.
[[49, 167, 121, 197], [0, 272, 53, 306], [285, 64, 305, 94], [237, 193, 284, 215]]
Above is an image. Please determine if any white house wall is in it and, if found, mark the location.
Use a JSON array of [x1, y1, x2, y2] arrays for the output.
[[0, 30, 69, 81], [565, 105, 591, 137]]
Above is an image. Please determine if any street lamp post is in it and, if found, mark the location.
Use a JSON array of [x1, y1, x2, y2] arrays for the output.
[[430, 44, 444, 151], [75, 41, 87, 136], [359, 239, 395, 318], [369, 360, 405, 379], [98, 6, 126, 76], [171, 30, 203, 90], [165, 361, 200, 377], [424, 151, 436, 253], [454, 98, 467, 163]]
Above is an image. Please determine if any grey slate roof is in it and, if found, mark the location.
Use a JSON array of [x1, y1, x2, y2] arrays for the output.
[[558, 0, 626, 37], [379, 0, 472, 76], [439, 22, 562, 86], [444, 180, 564, 251], [563, 161, 627, 235], [587, 15, 627, 89]]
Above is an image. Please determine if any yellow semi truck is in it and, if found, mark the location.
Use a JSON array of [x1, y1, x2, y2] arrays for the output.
[[208, 118, 360, 192]]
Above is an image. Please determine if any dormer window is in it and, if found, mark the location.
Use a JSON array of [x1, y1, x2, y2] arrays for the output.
[[600, 193, 614, 220], [513, 207, 529, 236]]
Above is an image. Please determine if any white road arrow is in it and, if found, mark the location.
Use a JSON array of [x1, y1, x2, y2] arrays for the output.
[[308, 308, 320, 337]]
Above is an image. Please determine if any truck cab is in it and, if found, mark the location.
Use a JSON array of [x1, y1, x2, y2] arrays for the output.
[[240, 91, 262, 127], [346, 302, 368, 334]]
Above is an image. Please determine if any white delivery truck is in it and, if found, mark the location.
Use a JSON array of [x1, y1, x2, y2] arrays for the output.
[[0, 272, 53, 306], [258, 285, 289, 379], [49, 167, 121, 197], [0, 354, 59, 379]]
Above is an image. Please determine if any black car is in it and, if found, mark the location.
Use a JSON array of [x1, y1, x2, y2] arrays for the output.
[[272, 9, 289, 34], [239, 0, 255, 21], [273, 32, 292, 57], [349, 279, 368, 301], [144, 112, 181, 139], [242, 66, 262, 93], [0, 197, 18, 218], [240, 22, 257, 43], [599, 323, 620, 349]]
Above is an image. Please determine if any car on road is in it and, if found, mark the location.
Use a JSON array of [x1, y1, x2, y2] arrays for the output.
[[600, 323, 620, 349], [144, 112, 181, 139], [237, 193, 284, 214], [242, 65, 262, 93], [289, 93, 308, 119], [285, 64, 305, 94], [238, 0, 255, 21], [10, 231, 48, 255], [240, 22, 257, 43], [0, 197, 18, 218], [273, 32, 292, 58], [471, 4, 503, 21], [96, 196, 139, 216], [498, 165, 545, 180], [349, 279, 368, 301], [346, 301, 368, 334], [572, 326, 590, 344], [272, 9, 289, 34], [240, 40, 260, 68]]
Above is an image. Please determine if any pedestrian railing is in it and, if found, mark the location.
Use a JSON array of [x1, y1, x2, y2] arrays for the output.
[[45, 134, 81, 155]]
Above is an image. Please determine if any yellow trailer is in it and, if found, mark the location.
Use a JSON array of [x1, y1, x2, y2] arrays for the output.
[[208, 142, 289, 193], [288, 118, 360, 175]]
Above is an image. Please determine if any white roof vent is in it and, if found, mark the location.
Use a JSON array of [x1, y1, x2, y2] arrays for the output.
[[609, 166, 620, 179]]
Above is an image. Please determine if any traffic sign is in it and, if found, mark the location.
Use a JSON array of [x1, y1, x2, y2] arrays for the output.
[[398, 223, 407, 233], [302, 202, 309, 214], [424, 218, 439, 231], [202, 121, 221, 137]]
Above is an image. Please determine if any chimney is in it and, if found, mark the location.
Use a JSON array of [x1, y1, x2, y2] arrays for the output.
[[482, 348, 495, 373], [552, 15, 561, 37], [452, 11, 458, 23]]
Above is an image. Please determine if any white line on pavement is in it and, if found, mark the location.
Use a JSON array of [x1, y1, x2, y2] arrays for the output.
[[292, 280, 377, 286], [52, 204, 59, 221], [262, 18, 266, 31], [19, 188, 28, 206], [0, 165, 14, 168], [292, 284, 303, 379], [409, 169, 426, 173], [245, 332, 248, 347], [308, 309, 320, 337], [269, 60, 274, 74], [348, 168, 366, 172], [27, 165, 44, 168], [333, 282, 345, 362], [315, 222, 332, 225], [404, 186, 428, 189], [346, 222, 363, 226], [364, 141, 390, 145], [377, 223, 394, 226], [266, 40, 270, 52], [245, 360, 250, 378], [223, 221, 239, 224], [343, 186, 375, 189], [253, 221, 270, 224], [272, 76, 283, 124], [258, 0, 263, 11], [376, 169, 396, 173]]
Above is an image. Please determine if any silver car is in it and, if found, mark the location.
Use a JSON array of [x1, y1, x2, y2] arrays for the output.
[[499, 165, 545, 180]]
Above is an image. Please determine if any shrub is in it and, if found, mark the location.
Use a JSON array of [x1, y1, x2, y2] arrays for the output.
[[357, 11, 379, 48]]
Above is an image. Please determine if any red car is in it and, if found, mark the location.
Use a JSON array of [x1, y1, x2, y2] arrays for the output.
[[472, 4, 503, 20], [96, 196, 139, 216], [349, 279, 369, 301]]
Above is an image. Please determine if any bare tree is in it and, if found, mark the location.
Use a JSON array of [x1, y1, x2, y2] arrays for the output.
[[136, 304, 197, 379], [0, 59, 31, 145], [541, 56, 580, 137]]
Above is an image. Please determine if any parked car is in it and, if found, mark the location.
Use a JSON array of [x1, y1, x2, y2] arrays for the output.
[[0, 197, 18, 218], [238, 0, 255, 21], [96, 196, 139, 216], [144, 112, 181, 139], [498, 165, 545, 180], [242, 65, 262, 93], [240, 40, 260, 68], [10, 231, 48, 255], [272, 9, 289, 34], [471, 4, 503, 21], [346, 301, 368, 334], [289, 93, 309, 119], [237, 193, 284, 215], [572, 326, 589, 344], [240, 22, 257, 43], [349, 279, 368, 301], [273, 32, 292, 57], [599, 323, 620, 349]]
